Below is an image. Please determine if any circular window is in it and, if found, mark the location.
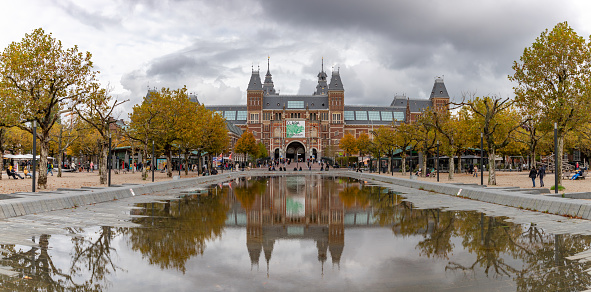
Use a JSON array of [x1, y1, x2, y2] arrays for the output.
[[322, 103, 325, 106], [440, 91, 443, 94], [266, 103, 269, 106], [277, 103, 280, 106], [312, 103, 314, 106]]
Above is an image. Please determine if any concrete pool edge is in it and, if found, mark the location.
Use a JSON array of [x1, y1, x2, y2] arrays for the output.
[[1, 170, 590, 220], [0, 172, 242, 219]]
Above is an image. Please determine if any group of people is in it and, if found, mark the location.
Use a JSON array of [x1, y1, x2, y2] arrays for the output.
[[5, 164, 32, 179], [528, 165, 547, 187]]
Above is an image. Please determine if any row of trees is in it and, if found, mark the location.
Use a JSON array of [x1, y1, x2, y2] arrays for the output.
[[0, 28, 229, 188], [127, 86, 228, 178], [234, 131, 268, 165], [340, 21, 591, 187]]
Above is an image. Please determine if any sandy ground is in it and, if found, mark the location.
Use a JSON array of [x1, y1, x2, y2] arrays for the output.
[[1, 167, 589, 194], [0, 169, 202, 194], [379, 170, 590, 194]]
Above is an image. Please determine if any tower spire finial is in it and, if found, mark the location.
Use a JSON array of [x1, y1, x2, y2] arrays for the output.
[[322, 57, 324, 72], [268, 55, 270, 71]]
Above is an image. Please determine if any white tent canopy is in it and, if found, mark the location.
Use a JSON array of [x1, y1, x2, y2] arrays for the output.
[[3, 154, 54, 160]]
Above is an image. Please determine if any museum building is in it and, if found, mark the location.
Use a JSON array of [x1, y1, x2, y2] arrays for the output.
[[205, 60, 450, 161]]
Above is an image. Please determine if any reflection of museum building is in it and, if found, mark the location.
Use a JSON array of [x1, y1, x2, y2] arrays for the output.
[[225, 176, 381, 272], [206, 59, 450, 160]]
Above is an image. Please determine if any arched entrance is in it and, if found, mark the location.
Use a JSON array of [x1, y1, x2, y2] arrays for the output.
[[274, 148, 280, 160], [286, 141, 305, 162], [312, 148, 318, 161]]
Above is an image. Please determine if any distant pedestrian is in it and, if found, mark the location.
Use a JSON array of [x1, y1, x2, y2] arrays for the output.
[[473, 165, 478, 177], [90, 161, 94, 172], [47, 163, 53, 176], [538, 165, 546, 187], [529, 167, 538, 187]]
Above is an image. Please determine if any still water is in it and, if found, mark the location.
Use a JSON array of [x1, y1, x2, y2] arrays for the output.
[[1, 175, 590, 291]]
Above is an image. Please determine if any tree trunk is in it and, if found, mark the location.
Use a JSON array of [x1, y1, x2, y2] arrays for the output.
[[0, 152, 3, 181], [0, 129, 4, 181], [99, 142, 108, 184], [401, 153, 406, 176], [448, 151, 455, 180], [38, 134, 49, 189], [142, 145, 148, 180], [488, 149, 497, 185], [421, 150, 427, 178], [184, 151, 189, 175], [57, 151, 63, 178], [166, 147, 172, 177]]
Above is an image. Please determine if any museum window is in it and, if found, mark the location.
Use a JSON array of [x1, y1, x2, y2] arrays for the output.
[[332, 113, 341, 123], [223, 111, 236, 120], [288, 101, 304, 108], [249, 113, 259, 124], [237, 111, 247, 120]]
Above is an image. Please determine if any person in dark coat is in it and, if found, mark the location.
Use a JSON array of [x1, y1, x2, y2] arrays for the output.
[[538, 165, 546, 187], [529, 167, 538, 187]]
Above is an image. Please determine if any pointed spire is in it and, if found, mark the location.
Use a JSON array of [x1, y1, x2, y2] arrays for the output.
[[263, 56, 276, 95], [315, 57, 328, 95]]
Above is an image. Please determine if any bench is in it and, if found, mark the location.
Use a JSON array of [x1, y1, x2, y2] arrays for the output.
[[565, 172, 586, 180]]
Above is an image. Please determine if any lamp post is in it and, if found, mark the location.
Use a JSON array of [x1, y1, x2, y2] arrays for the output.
[[436, 141, 440, 182], [108, 133, 112, 187], [554, 123, 558, 193], [480, 132, 484, 186], [152, 140, 155, 182], [32, 121, 37, 192]]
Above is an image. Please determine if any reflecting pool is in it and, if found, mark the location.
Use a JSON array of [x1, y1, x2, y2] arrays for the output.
[[1, 175, 590, 291]]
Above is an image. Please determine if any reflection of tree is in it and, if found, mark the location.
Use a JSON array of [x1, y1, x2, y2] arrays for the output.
[[69, 226, 121, 289], [515, 232, 591, 291], [234, 177, 267, 210], [0, 233, 109, 291], [416, 210, 455, 259], [446, 214, 522, 277], [123, 188, 229, 273], [393, 207, 591, 291]]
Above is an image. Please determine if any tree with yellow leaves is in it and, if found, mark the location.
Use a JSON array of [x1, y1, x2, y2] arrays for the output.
[[0, 28, 97, 189], [235, 131, 257, 167], [339, 133, 358, 167], [72, 84, 127, 183], [510, 21, 591, 186]]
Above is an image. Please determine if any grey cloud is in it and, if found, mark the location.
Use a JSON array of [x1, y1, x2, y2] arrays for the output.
[[51, 0, 122, 30]]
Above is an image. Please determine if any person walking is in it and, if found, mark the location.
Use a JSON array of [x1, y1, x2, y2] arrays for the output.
[[47, 162, 53, 176], [538, 165, 546, 187], [529, 167, 538, 187], [473, 165, 478, 177]]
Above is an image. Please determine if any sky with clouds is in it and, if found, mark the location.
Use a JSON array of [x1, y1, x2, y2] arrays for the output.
[[1, 0, 590, 115]]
